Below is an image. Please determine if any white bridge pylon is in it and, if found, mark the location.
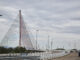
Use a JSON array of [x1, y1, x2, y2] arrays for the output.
[[0, 10, 34, 50]]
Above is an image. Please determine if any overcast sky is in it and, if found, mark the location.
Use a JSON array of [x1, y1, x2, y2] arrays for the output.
[[0, 0, 80, 50]]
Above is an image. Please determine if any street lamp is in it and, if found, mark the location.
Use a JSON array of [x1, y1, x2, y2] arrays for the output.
[[48, 35, 50, 50], [51, 39, 53, 50], [0, 15, 2, 16], [36, 30, 39, 50], [0, 14, 2, 46]]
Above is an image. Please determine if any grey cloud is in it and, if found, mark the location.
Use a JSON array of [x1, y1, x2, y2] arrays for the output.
[[0, 0, 80, 29], [60, 26, 80, 34], [0, 9, 15, 21], [70, 17, 80, 20]]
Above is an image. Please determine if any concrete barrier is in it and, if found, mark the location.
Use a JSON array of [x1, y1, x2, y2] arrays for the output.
[[27, 50, 70, 60], [0, 50, 70, 60]]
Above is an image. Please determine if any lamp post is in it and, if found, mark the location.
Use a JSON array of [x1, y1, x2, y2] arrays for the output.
[[36, 30, 39, 50], [0, 15, 2, 16], [48, 35, 50, 51], [51, 39, 53, 50], [0, 14, 3, 46]]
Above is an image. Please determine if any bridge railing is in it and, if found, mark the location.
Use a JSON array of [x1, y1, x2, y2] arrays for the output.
[[0, 50, 70, 60], [0, 53, 21, 57], [27, 50, 70, 60]]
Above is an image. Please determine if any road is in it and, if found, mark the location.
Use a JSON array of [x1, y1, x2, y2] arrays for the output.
[[52, 52, 80, 60]]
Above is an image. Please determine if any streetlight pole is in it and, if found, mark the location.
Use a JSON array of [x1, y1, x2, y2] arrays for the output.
[[51, 39, 53, 51], [0, 15, 2, 16], [0, 14, 3, 46], [74, 40, 76, 49], [36, 30, 39, 50], [48, 35, 50, 51]]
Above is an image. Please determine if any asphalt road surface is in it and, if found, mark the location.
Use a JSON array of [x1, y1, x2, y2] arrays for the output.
[[53, 52, 80, 60]]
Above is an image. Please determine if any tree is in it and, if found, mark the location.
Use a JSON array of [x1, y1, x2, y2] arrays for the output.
[[13, 47, 26, 53], [0, 47, 8, 54], [0, 46, 27, 54]]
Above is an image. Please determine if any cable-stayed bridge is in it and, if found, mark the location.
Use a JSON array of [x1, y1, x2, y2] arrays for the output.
[[0, 10, 71, 60], [0, 10, 34, 50]]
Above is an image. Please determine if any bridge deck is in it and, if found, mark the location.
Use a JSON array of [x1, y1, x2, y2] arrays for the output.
[[52, 52, 80, 60], [0, 56, 40, 60]]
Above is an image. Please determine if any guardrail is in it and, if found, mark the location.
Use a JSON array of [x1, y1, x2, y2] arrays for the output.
[[0, 53, 21, 57], [0, 50, 70, 60], [27, 50, 70, 60]]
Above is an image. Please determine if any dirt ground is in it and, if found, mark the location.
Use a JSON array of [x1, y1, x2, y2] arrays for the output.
[[52, 52, 80, 60]]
